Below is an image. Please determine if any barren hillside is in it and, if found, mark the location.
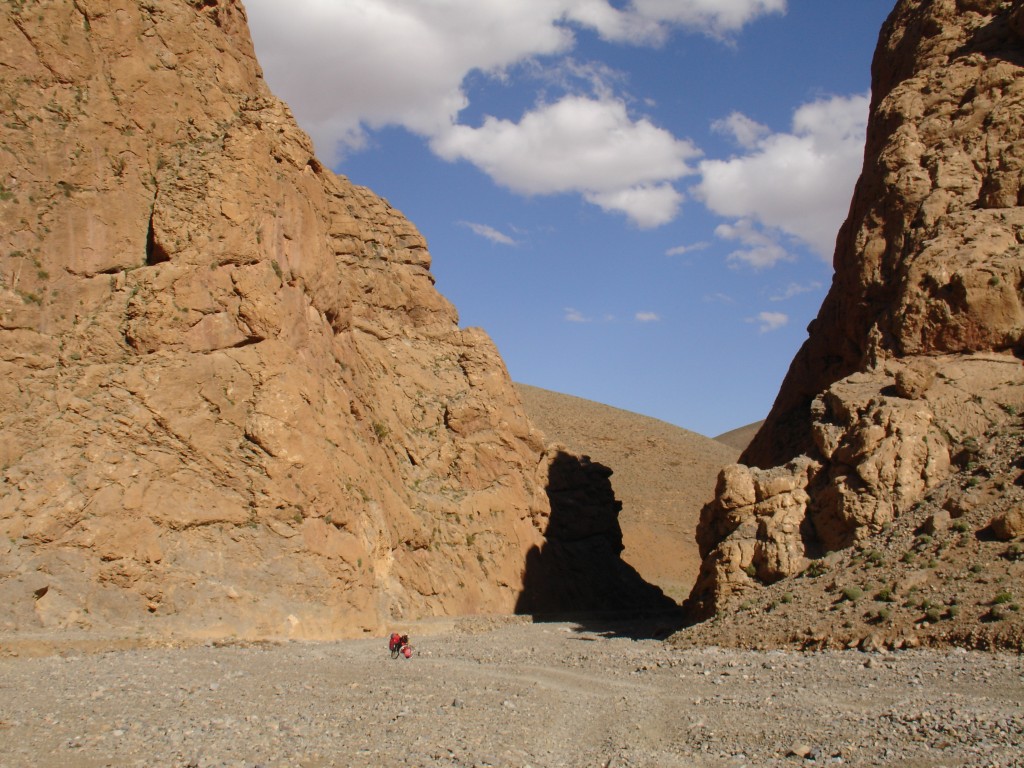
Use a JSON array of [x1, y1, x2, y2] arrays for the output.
[[516, 384, 738, 602], [713, 421, 763, 453]]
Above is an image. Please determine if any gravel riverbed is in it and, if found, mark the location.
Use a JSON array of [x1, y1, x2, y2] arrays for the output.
[[1, 619, 1022, 767]]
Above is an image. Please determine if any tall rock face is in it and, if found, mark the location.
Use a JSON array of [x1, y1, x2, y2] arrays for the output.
[[0, 0, 600, 639], [689, 0, 1024, 618]]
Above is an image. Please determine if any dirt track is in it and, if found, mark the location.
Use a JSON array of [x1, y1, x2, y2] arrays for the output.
[[1, 618, 1022, 768]]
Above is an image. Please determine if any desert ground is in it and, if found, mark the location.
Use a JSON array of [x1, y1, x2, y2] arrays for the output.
[[1, 617, 1022, 768]]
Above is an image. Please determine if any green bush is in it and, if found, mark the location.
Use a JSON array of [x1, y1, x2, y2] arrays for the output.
[[841, 586, 865, 603], [804, 560, 828, 578]]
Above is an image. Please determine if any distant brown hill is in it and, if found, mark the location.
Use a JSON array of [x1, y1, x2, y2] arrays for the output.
[[515, 383, 739, 602], [713, 421, 763, 453]]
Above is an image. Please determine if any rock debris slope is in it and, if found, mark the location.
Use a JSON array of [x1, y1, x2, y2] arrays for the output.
[[0, 0, 667, 640], [686, 0, 1024, 647]]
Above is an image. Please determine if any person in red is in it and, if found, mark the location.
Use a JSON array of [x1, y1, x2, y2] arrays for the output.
[[388, 632, 412, 658]]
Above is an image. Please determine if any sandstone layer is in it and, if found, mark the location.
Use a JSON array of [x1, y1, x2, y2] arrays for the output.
[[689, 0, 1024, 618], [0, 0, 666, 640]]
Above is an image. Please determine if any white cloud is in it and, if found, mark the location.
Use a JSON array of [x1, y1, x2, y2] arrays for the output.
[[666, 241, 710, 257], [711, 112, 770, 149], [459, 221, 517, 245], [568, 0, 787, 43], [635, 311, 660, 322], [704, 292, 736, 304], [245, 0, 575, 162], [770, 280, 823, 301], [753, 311, 789, 333], [695, 93, 868, 259], [584, 184, 684, 228], [244, 0, 784, 189], [715, 219, 793, 270], [431, 96, 700, 227], [564, 307, 591, 323]]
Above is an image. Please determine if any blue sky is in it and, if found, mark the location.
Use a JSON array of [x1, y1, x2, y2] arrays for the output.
[[245, 0, 895, 437]]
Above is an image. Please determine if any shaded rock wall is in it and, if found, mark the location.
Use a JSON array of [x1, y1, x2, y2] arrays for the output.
[[689, 0, 1024, 618], [0, 0, 569, 639]]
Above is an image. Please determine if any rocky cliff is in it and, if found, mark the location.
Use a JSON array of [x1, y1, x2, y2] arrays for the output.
[[689, 0, 1024, 618], [0, 0, 664, 640]]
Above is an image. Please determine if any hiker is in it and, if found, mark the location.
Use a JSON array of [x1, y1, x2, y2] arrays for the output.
[[388, 632, 412, 658]]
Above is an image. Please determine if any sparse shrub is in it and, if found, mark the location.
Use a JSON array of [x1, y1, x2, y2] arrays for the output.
[[993, 591, 1014, 605], [875, 586, 895, 603], [841, 586, 865, 603], [924, 607, 943, 623], [738, 600, 755, 611], [986, 605, 1007, 622], [875, 606, 892, 622], [951, 520, 970, 533], [865, 549, 885, 566], [805, 560, 828, 578], [372, 421, 390, 440], [743, 563, 757, 578], [1005, 543, 1024, 562], [947, 605, 961, 618], [901, 552, 916, 564], [780, 592, 794, 604], [927, 558, 939, 569], [970, 563, 984, 574]]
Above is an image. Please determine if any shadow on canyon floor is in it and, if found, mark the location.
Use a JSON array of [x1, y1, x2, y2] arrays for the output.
[[515, 451, 684, 640]]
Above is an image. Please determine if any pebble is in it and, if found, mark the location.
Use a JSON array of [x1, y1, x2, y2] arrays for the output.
[[0, 622, 1022, 767]]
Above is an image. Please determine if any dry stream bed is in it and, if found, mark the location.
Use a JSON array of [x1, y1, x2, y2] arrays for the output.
[[1, 619, 1022, 767]]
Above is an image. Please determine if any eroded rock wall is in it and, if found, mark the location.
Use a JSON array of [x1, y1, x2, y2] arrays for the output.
[[0, 0, 556, 638], [689, 0, 1024, 618]]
